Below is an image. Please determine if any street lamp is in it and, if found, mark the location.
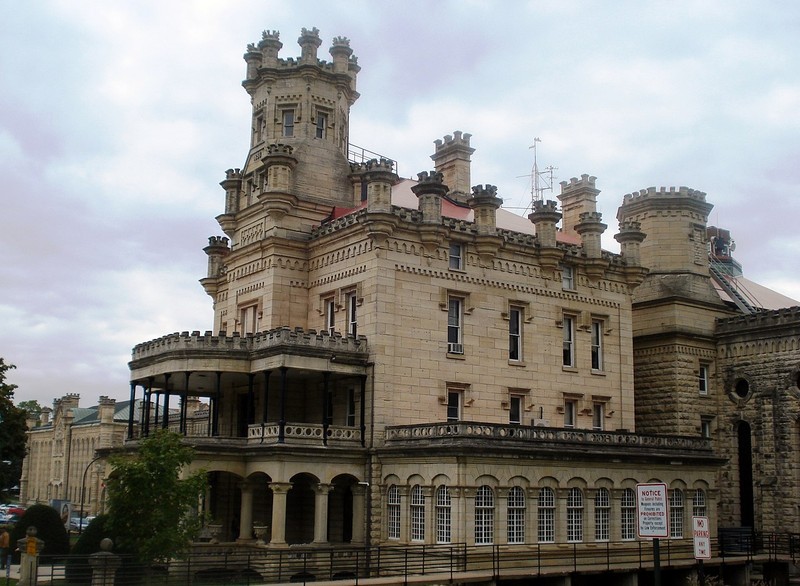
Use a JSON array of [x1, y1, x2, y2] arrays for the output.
[[78, 455, 104, 534]]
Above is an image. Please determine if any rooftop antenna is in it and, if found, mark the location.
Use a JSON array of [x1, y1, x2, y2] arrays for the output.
[[531, 137, 558, 204]]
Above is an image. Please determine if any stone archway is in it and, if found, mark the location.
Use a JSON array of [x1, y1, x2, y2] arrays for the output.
[[328, 474, 358, 543], [286, 473, 318, 544]]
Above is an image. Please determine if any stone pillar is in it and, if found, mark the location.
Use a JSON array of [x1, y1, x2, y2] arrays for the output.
[[575, 211, 607, 260], [238, 481, 254, 541], [313, 483, 332, 544], [420, 486, 434, 544], [269, 482, 291, 547], [363, 158, 397, 213], [450, 487, 464, 544], [89, 538, 120, 586], [203, 236, 230, 281], [462, 487, 476, 546], [614, 220, 647, 266], [257, 30, 283, 68], [298, 27, 322, 65], [351, 484, 367, 544], [329, 36, 354, 74], [496, 487, 509, 545], [528, 200, 564, 274], [220, 168, 243, 215], [397, 486, 410, 543], [17, 526, 44, 586], [468, 184, 503, 236], [411, 171, 448, 224]]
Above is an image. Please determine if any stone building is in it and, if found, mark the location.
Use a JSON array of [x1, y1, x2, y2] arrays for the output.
[[125, 28, 723, 563]]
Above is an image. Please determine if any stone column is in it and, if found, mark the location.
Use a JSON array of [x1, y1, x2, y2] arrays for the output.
[[496, 487, 509, 545], [269, 482, 291, 547], [89, 538, 120, 586], [313, 483, 332, 544], [351, 484, 367, 544], [420, 486, 434, 544], [450, 487, 464, 544], [238, 481, 254, 541], [397, 486, 410, 543], [462, 487, 476, 546]]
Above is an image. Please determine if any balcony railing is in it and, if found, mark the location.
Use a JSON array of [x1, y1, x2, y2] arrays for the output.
[[247, 423, 362, 446]]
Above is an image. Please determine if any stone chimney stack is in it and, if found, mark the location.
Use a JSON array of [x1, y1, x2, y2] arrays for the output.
[[558, 174, 600, 237], [220, 168, 242, 215], [329, 36, 353, 74], [431, 131, 474, 204], [411, 171, 448, 224], [298, 27, 322, 65], [98, 396, 116, 425], [363, 158, 397, 213], [614, 220, 647, 267], [203, 236, 230, 279], [575, 211, 607, 259], [40, 407, 52, 426], [468, 184, 503, 235]]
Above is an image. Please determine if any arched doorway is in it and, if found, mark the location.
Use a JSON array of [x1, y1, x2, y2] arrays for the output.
[[329, 474, 357, 543], [207, 471, 244, 542], [737, 421, 755, 527], [286, 473, 317, 544]]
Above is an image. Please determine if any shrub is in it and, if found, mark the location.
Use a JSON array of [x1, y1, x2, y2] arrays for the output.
[[9, 504, 70, 563]]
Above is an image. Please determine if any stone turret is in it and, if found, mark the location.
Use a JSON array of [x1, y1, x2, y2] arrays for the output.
[[363, 159, 397, 213], [431, 131, 474, 204], [559, 175, 599, 238], [221, 168, 242, 215], [614, 220, 646, 267], [411, 171, 448, 224], [203, 236, 230, 279], [298, 27, 322, 64], [528, 200, 564, 273], [468, 184, 502, 235]]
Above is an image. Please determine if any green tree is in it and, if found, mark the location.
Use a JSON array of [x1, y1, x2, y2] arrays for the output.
[[10, 503, 71, 563], [106, 430, 207, 564], [0, 358, 26, 498], [17, 399, 43, 416]]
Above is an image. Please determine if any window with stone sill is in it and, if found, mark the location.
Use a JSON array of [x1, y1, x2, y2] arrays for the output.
[[435, 485, 451, 544], [314, 111, 328, 139], [449, 242, 464, 270], [698, 364, 709, 395], [561, 314, 576, 368], [561, 264, 575, 290], [281, 109, 295, 137]]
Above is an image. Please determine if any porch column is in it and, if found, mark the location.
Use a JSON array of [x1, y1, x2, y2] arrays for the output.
[[181, 371, 191, 435], [269, 482, 291, 547], [238, 481, 254, 541], [161, 372, 171, 429], [143, 377, 153, 436], [351, 484, 367, 544], [278, 367, 287, 443], [127, 382, 136, 439], [313, 483, 332, 544]]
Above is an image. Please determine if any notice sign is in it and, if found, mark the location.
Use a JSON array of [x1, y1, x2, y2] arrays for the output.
[[693, 516, 711, 559], [636, 483, 669, 538]]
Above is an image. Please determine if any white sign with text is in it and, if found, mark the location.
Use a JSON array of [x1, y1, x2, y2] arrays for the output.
[[636, 483, 669, 538], [693, 516, 711, 559]]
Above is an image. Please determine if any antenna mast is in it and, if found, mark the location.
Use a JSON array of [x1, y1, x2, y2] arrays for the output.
[[529, 137, 557, 207]]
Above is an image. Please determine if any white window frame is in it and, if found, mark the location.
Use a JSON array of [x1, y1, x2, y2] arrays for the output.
[[446, 390, 461, 422], [387, 485, 401, 540], [324, 297, 336, 334], [669, 489, 684, 539], [564, 399, 577, 428], [699, 364, 709, 395], [592, 402, 604, 431], [239, 304, 258, 335], [692, 489, 707, 518], [447, 297, 464, 354], [449, 242, 464, 270], [435, 486, 451, 544], [562, 314, 576, 367], [701, 417, 712, 438], [537, 487, 555, 543], [591, 320, 603, 371], [410, 485, 425, 542], [509, 306, 523, 361], [281, 109, 295, 137], [507, 486, 525, 544], [621, 488, 636, 540], [594, 488, 610, 541], [346, 290, 358, 337], [561, 264, 575, 290], [566, 487, 584, 543], [475, 485, 495, 545]]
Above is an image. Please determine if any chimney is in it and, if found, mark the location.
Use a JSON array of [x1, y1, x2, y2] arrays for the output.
[[558, 174, 599, 237], [431, 131, 474, 204]]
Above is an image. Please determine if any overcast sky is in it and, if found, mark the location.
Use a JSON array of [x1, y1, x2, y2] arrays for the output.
[[2, 1, 799, 408]]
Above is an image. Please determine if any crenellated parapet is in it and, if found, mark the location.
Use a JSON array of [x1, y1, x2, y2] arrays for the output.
[[220, 168, 243, 215], [716, 306, 800, 333], [468, 184, 503, 235], [431, 131, 474, 203], [622, 185, 707, 204], [528, 199, 562, 248], [411, 171, 448, 226], [559, 174, 600, 237], [131, 326, 369, 363]]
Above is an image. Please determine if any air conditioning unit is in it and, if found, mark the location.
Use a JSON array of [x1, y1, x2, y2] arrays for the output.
[[532, 418, 550, 427], [448, 343, 464, 354]]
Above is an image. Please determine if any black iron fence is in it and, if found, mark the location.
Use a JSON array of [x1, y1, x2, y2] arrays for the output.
[[29, 532, 800, 585]]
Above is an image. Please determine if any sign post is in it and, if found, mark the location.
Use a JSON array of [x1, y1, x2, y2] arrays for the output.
[[693, 516, 711, 586], [637, 483, 669, 586]]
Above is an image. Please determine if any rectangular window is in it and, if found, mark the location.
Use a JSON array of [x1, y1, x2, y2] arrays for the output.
[[669, 489, 684, 538], [324, 297, 335, 334], [447, 297, 463, 354], [566, 488, 583, 543], [509, 306, 522, 361], [435, 486, 451, 544], [507, 487, 525, 544], [621, 488, 636, 540], [509, 395, 523, 425], [564, 399, 577, 428], [255, 115, 264, 144], [594, 489, 610, 541], [562, 314, 575, 367], [410, 487, 425, 542], [449, 242, 463, 270], [315, 112, 327, 139], [346, 388, 356, 427], [699, 364, 709, 395], [346, 291, 358, 337], [239, 305, 258, 335], [537, 488, 555, 543], [447, 391, 461, 422], [592, 403, 604, 430], [387, 486, 401, 540], [561, 264, 575, 290], [701, 417, 712, 438], [591, 320, 603, 371], [282, 109, 294, 137]]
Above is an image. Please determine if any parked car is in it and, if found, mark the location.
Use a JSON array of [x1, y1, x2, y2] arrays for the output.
[[69, 515, 95, 531]]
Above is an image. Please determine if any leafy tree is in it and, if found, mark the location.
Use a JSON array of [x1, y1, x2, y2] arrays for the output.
[[17, 399, 43, 417], [0, 358, 26, 498], [106, 430, 207, 564], [10, 503, 70, 563]]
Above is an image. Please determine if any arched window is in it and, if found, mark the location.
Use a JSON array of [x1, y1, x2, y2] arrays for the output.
[[621, 488, 636, 540], [387, 485, 401, 540], [692, 489, 707, 518], [594, 488, 610, 541], [537, 487, 555, 543], [566, 487, 583, 542], [507, 486, 525, 544], [669, 489, 684, 538], [435, 486, 451, 544], [475, 485, 495, 545], [410, 485, 425, 542]]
